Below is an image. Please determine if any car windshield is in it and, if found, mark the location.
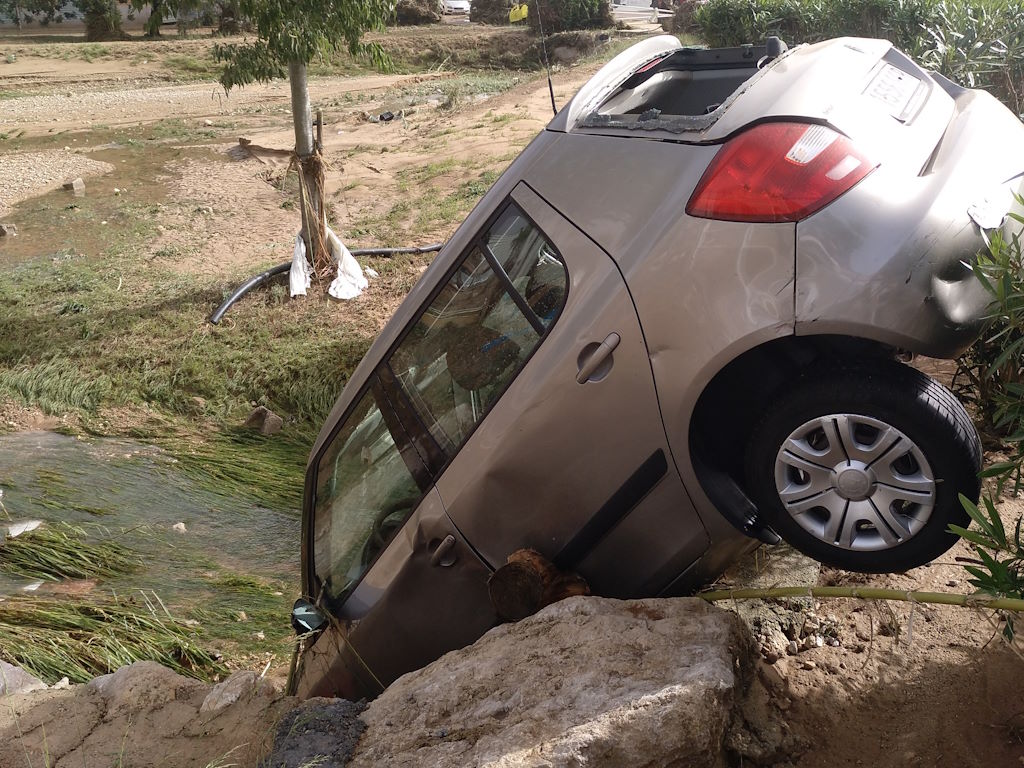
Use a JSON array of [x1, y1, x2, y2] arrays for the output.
[[312, 387, 422, 603]]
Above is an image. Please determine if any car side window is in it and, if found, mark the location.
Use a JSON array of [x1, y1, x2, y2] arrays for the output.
[[388, 203, 568, 455], [311, 386, 424, 603]]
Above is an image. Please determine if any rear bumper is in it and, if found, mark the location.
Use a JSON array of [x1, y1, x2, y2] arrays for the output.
[[795, 87, 1024, 358]]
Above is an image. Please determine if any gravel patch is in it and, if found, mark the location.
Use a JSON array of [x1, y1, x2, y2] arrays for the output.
[[0, 83, 255, 127], [0, 150, 114, 216]]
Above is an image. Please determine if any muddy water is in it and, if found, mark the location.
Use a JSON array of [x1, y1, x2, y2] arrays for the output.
[[0, 431, 299, 602], [0, 142, 216, 266]]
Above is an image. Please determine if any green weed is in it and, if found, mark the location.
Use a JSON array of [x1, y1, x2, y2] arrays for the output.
[[0, 591, 226, 684]]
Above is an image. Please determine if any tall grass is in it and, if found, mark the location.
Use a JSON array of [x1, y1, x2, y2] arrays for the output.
[[0, 522, 141, 581], [0, 591, 226, 684]]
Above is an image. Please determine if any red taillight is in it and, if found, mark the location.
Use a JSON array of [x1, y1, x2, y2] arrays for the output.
[[685, 122, 877, 223]]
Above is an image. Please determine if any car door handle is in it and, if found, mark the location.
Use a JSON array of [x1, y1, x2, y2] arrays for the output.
[[430, 534, 458, 567], [576, 332, 621, 384]]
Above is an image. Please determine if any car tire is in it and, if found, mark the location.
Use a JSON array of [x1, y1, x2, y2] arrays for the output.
[[744, 361, 981, 573]]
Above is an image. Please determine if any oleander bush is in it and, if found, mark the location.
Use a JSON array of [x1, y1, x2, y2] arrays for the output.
[[689, 0, 1024, 115]]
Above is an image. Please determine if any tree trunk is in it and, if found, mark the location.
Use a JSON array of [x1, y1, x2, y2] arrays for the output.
[[488, 549, 590, 622], [288, 60, 329, 278], [145, 0, 163, 37], [82, 0, 128, 41]]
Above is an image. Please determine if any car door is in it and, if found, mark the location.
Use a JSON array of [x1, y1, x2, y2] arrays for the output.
[[434, 183, 710, 597], [294, 377, 495, 699]]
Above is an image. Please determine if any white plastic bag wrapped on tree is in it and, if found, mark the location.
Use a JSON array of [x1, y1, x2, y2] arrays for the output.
[[289, 235, 313, 297], [327, 227, 369, 300]]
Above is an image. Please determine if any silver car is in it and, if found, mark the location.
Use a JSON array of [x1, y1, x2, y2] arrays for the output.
[[290, 36, 1024, 699]]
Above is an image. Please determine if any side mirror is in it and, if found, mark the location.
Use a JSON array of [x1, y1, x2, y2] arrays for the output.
[[291, 597, 328, 635]]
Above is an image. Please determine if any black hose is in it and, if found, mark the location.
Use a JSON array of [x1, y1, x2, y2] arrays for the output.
[[208, 242, 445, 325], [351, 243, 443, 257]]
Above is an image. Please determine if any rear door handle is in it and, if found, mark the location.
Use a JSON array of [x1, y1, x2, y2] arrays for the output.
[[576, 332, 621, 384], [430, 534, 458, 567]]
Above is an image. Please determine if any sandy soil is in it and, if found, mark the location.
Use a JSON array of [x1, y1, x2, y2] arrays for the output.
[[1, 31, 1022, 768]]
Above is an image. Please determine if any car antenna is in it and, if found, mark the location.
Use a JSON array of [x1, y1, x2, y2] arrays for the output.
[[534, 0, 558, 116]]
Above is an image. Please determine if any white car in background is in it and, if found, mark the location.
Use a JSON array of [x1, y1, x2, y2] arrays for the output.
[[442, 0, 471, 14]]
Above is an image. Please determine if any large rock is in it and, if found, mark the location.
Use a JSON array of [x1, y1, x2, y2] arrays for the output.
[[0, 662, 300, 768], [349, 596, 755, 768]]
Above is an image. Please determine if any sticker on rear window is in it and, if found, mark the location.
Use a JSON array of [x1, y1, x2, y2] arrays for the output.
[[864, 63, 922, 121]]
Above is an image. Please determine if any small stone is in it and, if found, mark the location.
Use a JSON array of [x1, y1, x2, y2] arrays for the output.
[[63, 177, 86, 196], [204, 119, 213, 126], [799, 661, 816, 670], [255, 631, 265, 640], [113, 187, 121, 195], [244, 405, 284, 436], [172, 522, 187, 533], [787, 640, 799, 656], [946, 580, 958, 588], [0, 660, 47, 695], [236, 611, 248, 622], [0, 223, 16, 237], [827, 638, 840, 647], [53, 677, 70, 689]]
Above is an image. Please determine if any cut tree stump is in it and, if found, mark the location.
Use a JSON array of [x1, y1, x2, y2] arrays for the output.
[[488, 549, 590, 622]]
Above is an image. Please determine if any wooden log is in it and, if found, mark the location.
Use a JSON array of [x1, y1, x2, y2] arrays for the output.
[[488, 549, 590, 622]]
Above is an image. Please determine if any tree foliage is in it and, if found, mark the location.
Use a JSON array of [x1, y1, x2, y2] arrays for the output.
[[0, 0, 70, 27], [77, 0, 127, 40], [213, 0, 393, 90]]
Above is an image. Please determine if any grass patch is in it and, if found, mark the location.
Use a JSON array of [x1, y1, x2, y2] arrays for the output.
[[163, 53, 220, 80], [0, 521, 141, 581], [157, 429, 311, 512], [0, 359, 112, 414], [0, 591, 226, 684]]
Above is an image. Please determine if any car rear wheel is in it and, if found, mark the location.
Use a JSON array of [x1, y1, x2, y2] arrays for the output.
[[744, 362, 981, 572]]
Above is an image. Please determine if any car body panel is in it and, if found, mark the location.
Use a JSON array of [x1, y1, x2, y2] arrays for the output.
[[295, 488, 494, 698], [522, 133, 796, 533], [796, 87, 1024, 358]]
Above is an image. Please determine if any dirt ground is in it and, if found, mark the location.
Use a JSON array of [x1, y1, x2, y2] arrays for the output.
[[2, 28, 1023, 768]]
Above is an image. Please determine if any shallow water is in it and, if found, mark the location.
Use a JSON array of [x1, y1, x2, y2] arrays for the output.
[[0, 431, 300, 604]]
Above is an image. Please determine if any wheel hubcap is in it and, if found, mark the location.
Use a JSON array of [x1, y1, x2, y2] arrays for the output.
[[773, 414, 936, 552]]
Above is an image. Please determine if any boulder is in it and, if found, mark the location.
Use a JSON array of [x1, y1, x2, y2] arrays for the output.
[[244, 405, 284, 435], [349, 596, 755, 768], [87, 660, 207, 719], [63, 177, 86, 196], [200, 670, 275, 713], [0, 662, 298, 768], [0, 661, 47, 697]]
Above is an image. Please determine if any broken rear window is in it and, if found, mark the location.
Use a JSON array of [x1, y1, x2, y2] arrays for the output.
[[580, 44, 772, 134]]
